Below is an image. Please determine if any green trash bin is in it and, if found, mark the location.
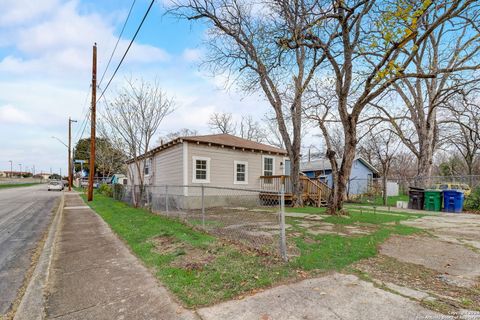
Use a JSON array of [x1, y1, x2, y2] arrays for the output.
[[424, 190, 442, 211]]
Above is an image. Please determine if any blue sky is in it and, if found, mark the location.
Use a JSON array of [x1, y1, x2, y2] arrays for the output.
[[0, 0, 272, 175]]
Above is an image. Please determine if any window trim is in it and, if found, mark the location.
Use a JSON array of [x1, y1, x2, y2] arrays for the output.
[[234, 160, 248, 185], [144, 158, 152, 176], [262, 155, 275, 175], [192, 156, 211, 183]]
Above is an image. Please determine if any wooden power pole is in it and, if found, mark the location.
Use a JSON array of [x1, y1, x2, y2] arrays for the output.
[[88, 43, 97, 201], [68, 117, 77, 192]]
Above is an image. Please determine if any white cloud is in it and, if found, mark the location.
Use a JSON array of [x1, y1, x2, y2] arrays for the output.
[[1, 0, 169, 77], [181, 48, 203, 62], [0, 0, 60, 27], [0, 104, 34, 124]]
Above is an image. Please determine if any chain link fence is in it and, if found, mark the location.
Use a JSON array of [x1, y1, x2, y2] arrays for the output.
[[347, 175, 480, 201], [113, 184, 289, 260]]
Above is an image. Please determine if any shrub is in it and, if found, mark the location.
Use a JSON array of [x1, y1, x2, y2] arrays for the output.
[[98, 184, 113, 198], [464, 187, 480, 211], [112, 184, 125, 200]]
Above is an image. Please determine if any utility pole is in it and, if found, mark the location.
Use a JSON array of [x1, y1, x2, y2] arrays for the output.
[[9, 160, 12, 178], [88, 43, 97, 201], [68, 117, 77, 191]]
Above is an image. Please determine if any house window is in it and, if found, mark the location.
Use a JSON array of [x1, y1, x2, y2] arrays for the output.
[[263, 156, 274, 176], [262, 156, 275, 184], [144, 159, 151, 176], [234, 161, 248, 184], [192, 156, 210, 183]]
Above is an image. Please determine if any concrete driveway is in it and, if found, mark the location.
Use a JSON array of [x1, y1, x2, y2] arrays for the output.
[[0, 184, 61, 316], [403, 212, 480, 249]]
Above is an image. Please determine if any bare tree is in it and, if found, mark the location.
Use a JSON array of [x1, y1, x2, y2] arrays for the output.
[[157, 128, 198, 145], [374, 3, 480, 186], [358, 127, 401, 205], [238, 115, 266, 142], [444, 92, 480, 183], [170, 0, 326, 206], [296, 0, 478, 213], [208, 112, 236, 134], [208, 112, 267, 142], [103, 78, 174, 207]]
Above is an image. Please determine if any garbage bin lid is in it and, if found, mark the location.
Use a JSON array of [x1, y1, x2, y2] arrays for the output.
[[409, 186, 425, 191]]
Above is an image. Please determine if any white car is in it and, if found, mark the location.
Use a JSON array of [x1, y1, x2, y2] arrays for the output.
[[48, 180, 64, 191]]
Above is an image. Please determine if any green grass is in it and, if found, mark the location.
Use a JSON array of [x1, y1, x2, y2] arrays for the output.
[[0, 182, 40, 189], [322, 211, 414, 225], [351, 195, 409, 207], [82, 193, 424, 307], [288, 216, 422, 271], [82, 193, 292, 307]]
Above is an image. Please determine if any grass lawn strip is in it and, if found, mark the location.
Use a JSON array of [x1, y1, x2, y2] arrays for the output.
[[0, 183, 41, 189], [82, 193, 293, 307], [350, 195, 409, 207], [82, 193, 425, 308]]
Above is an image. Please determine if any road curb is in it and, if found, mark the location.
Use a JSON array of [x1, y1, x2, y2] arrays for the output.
[[13, 192, 65, 320]]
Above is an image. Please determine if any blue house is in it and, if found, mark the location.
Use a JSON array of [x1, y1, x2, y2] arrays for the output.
[[301, 157, 379, 195], [111, 173, 128, 185]]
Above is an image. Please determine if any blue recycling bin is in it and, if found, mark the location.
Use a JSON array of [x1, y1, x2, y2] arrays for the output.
[[443, 190, 464, 213]]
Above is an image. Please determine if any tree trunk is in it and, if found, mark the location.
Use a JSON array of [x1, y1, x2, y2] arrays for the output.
[[415, 123, 435, 188], [416, 145, 434, 188], [383, 175, 388, 206], [290, 154, 303, 207], [328, 129, 357, 215]]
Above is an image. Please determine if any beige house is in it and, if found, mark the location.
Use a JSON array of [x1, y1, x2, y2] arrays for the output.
[[127, 134, 290, 208], [128, 134, 289, 188]]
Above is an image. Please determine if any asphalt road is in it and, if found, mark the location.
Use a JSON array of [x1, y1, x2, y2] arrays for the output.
[[0, 184, 61, 315]]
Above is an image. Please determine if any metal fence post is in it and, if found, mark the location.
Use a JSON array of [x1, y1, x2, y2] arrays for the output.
[[201, 184, 205, 229], [279, 185, 288, 262], [165, 185, 169, 213]]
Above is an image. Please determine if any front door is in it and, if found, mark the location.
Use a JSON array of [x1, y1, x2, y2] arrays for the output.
[[284, 159, 291, 176]]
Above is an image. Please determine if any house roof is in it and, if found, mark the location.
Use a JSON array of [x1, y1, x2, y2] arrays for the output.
[[181, 134, 287, 154], [127, 133, 287, 163], [301, 157, 379, 174]]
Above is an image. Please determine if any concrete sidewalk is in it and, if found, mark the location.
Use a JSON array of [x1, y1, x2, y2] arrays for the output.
[[44, 192, 197, 320]]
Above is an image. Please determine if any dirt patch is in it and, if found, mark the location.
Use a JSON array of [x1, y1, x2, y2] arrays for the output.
[[380, 236, 480, 287], [353, 255, 480, 314], [303, 222, 377, 236], [151, 236, 216, 270]]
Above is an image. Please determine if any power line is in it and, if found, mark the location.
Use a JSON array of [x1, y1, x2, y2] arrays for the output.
[[73, 86, 91, 141], [78, 110, 91, 141], [98, 0, 137, 87], [96, 0, 156, 103]]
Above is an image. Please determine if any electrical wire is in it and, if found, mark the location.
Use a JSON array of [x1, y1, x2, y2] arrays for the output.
[[96, 0, 156, 103], [98, 0, 137, 87], [78, 109, 91, 142], [73, 87, 91, 142]]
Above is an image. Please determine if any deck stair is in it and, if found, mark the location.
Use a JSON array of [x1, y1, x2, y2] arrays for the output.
[[259, 175, 331, 207]]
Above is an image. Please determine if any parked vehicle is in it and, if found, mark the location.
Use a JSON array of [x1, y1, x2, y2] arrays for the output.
[[48, 180, 64, 191], [430, 182, 471, 197]]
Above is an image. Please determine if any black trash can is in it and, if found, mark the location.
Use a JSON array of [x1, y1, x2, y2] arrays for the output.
[[408, 187, 425, 210]]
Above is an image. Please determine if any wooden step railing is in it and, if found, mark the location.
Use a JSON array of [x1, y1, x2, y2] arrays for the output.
[[259, 175, 331, 206], [300, 176, 331, 207]]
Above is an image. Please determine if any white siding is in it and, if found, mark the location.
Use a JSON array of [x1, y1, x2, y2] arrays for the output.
[[152, 144, 183, 185], [127, 144, 183, 186], [188, 143, 285, 189]]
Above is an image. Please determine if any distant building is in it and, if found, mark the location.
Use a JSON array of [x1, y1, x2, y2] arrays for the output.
[[301, 157, 379, 195], [111, 174, 128, 185]]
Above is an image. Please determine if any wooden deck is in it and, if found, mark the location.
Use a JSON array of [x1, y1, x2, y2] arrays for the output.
[[259, 175, 331, 207]]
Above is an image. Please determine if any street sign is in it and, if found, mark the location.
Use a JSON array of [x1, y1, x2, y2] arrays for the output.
[[74, 160, 87, 164]]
